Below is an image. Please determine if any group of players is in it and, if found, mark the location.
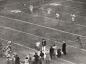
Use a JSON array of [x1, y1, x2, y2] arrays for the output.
[[24, 36, 82, 64], [24, 39, 67, 64], [2, 41, 20, 64], [1, 39, 66, 64], [0, 35, 82, 64], [25, 4, 76, 23]]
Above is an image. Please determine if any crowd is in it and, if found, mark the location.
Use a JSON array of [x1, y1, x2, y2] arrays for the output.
[[24, 39, 66, 64], [0, 35, 83, 64], [0, 38, 67, 64]]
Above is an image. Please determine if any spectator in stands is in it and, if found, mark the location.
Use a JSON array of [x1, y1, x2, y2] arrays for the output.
[[6, 53, 12, 64], [38, 50, 41, 57], [15, 54, 20, 64], [7, 41, 11, 44], [5, 41, 13, 58], [52, 43, 57, 50], [40, 51, 44, 60], [24, 57, 29, 64], [57, 48, 61, 58], [43, 51, 47, 60], [49, 46, 54, 60], [12, 52, 17, 64], [29, 57, 33, 64], [42, 39, 46, 51], [52, 44, 57, 58], [33, 52, 39, 64], [36, 41, 41, 50], [62, 41, 66, 55], [7, 41, 12, 50], [7, 41, 13, 53]]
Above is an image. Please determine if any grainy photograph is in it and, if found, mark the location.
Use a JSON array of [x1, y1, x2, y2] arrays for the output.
[[0, 0, 86, 64]]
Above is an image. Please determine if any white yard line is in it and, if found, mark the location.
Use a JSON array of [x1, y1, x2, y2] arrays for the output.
[[69, 0, 85, 4], [0, 25, 49, 40], [0, 15, 86, 38], [33, 15, 86, 27], [0, 37, 37, 52], [61, 58, 76, 64], [33, 14, 86, 29], [33, 14, 86, 27], [76, 24, 86, 28], [0, 37, 76, 64], [0, 25, 86, 52], [0, 15, 86, 51], [52, 0, 84, 4], [80, 49, 86, 52], [36, 15, 86, 28]]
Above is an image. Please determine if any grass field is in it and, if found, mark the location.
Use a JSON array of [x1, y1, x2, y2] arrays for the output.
[[0, 0, 86, 64]]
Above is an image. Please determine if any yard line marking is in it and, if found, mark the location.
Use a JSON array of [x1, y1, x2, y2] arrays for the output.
[[81, 49, 86, 52], [33, 14, 86, 28], [0, 37, 37, 52], [32, 11, 86, 29], [38, 15, 86, 29], [0, 25, 86, 52], [69, 0, 85, 4], [71, 0, 85, 4], [14, 43, 37, 52], [60, 59, 76, 64], [76, 24, 86, 28], [67, 40, 86, 51], [0, 15, 86, 51], [0, 25, 50, 40], [0, 15, 86, 38], [0, 15, 86, 50], [51, 0, 84, 4], [0, 37, 76, 64], [67, 45, 78, 48], [33, 14, 86, 30]]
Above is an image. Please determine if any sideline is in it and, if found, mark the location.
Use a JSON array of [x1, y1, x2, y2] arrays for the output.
[[0, 37, 76, 64]]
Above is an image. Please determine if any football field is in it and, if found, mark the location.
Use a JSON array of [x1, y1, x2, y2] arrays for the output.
[[0, 0, 86, 64]]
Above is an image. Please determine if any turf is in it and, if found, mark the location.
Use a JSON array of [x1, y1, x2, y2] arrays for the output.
[[0, 0, 86, 64]]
